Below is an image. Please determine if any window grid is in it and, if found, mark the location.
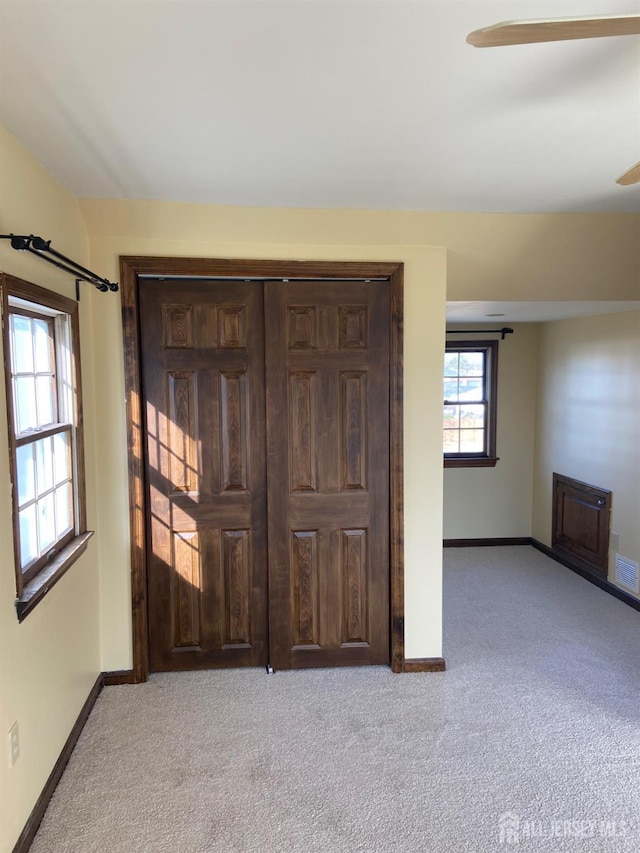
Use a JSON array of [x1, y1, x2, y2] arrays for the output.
[[7, 305, 76, 582], [444, 349, 487, 456], [443, 340, 498, 467]]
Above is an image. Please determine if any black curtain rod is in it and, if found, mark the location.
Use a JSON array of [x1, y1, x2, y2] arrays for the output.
[[447, 327, 513, 340], [1, 234, 118, 295]]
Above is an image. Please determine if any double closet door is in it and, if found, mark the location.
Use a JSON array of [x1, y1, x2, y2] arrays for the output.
[[139, 278, 390, 672]]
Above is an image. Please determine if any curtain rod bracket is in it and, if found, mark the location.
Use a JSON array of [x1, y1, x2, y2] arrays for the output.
[[1, 233, 118, 295]]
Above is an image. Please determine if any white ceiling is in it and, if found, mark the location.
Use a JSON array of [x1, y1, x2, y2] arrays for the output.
[[1, 0, 640, 213], [447, 300, 640, 322]]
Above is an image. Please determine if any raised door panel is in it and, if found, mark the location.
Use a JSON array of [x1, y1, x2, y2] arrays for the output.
[[289, 372, 317, 492], [163, 305, 194, 349], [166, 372, 198, 493], [291, 530, 320, 648], [340, 371, 367, 491], [171, 531, 201, 649], [222, 529, 252, 646], [140, 280, 267, 671], [341, 528, 368, 645], [219, 371, 248, 492]]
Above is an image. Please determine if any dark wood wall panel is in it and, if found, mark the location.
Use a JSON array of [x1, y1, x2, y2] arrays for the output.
[[171, 531, 201, 649], [552, 473, 611, 579], [289, 371, 317, 492], [222, 529, 251, 646], [340, 371, 367, 491], [167, 372, 197, 493], [220, 371, 248, 492], [291, 531, 319, 646], [341, 529, 368, 644], [162, 304, 194, 348]]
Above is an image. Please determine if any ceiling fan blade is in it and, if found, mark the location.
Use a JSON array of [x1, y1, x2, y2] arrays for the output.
[[467, 15, 640, 47], [616, 162, 640, 186]]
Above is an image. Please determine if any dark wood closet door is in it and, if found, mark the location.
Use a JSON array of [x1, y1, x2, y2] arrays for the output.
[[139, 280, 268, 671], [265, 281, 390, 669]]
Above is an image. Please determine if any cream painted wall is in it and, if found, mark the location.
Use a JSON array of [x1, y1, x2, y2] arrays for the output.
[[532, 311, 640, 594], [0, 127, 101, 852], [80, 199, 640, 301], [443, 323, 539, 540]]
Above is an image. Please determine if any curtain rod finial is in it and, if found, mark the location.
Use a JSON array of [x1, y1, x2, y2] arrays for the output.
[[31, 236, 50, 252], [10, 235, 29, 251]]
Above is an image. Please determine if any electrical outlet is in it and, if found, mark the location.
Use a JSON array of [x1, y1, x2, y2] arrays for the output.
[[8, 722, 19, 767], [611, 531, 619, 551]]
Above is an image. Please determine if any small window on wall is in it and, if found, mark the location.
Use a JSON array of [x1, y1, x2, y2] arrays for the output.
[[1, 273, 92, 621], [443, 340, 498, 468]]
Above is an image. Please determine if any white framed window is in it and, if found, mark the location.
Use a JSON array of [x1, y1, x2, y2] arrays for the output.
[[2, 274, 91, 620]]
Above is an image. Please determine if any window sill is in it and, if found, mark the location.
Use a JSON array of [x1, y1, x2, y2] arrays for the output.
[[15, 532, 95, 622], [444, 457, 499, 469]]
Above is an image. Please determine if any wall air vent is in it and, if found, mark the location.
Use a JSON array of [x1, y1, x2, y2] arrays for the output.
[[615, 554, 639, 594]]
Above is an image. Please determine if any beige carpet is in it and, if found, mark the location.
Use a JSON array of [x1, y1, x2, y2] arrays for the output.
[[30, 546, 640, 852]]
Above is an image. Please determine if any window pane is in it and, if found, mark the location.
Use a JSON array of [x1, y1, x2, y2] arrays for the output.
[[458, 378, 483, 401], [57, 322, 73, 421], [15, 377, 37, 433], [443, 405, 459, 429], [444, 352, 459, 377], [38, 493, 56, 552], [36, 437, 54, 494], [459, 352, 484, 376], [19, 505, 38, 568], [55, 483, 73, 537], [11, 315, 34, 373], [34, 319, 52, 372], [16, 443, 36, 506], [53, 431, 71, 485], [443, 430, 460, 453], [460, 405, 485, 429], [460, 429, 485, 453], [36, 376, 55, 426], [444, 379, 459, 402]]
